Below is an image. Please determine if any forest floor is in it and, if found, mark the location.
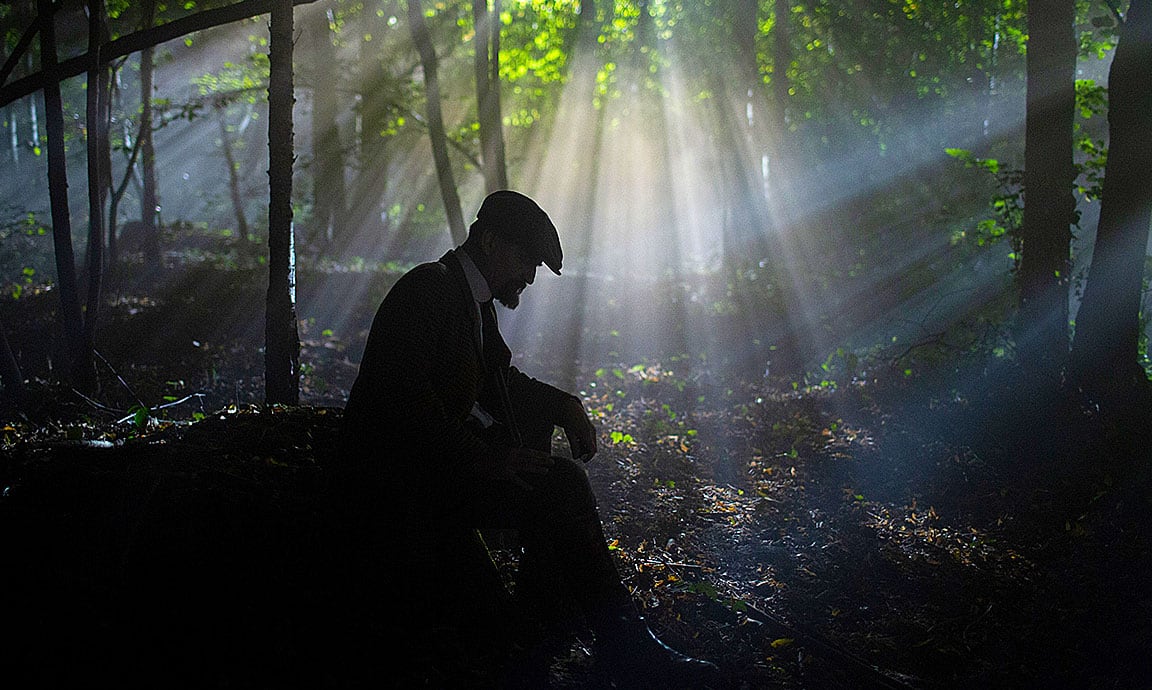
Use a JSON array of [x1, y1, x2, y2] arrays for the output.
[[2, 248, 1151, 689]]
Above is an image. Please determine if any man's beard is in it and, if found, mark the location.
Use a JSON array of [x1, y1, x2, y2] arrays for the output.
[[495, 283, 524, 309], [496, 291, 520, 309]]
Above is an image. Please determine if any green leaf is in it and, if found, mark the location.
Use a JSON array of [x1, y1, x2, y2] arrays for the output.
[[610, 431, 633, 444], [130, 404, 149, 431]]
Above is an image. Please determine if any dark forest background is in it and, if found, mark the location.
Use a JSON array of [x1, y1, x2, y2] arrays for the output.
[[1, 1, 1150, 688]]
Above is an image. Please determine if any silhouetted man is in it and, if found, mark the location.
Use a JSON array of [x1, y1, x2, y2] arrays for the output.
[[335, 190, 719, 686]]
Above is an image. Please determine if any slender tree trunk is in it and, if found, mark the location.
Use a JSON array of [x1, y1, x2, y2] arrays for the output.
[[139, 0, 161, 264], [0, 317, 24, 404], [1017, 0, 1077, 377], [1070, 0, 1152, 398], [490, 0, 506, 186], [77, 0, 109, 394], [37, 0, 85, 383], [772, 0, 790, 132], [217, 104, 252, 243], [346, 1, 398, 239], [106, 133, 143, 265], [728, 0, 768, 255], [265, 0, 300, 405], [306, 2, 345, 245], [473, 0, 507, 192], [408, 0, 466, 245]]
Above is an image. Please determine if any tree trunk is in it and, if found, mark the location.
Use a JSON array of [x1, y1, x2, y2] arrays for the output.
[[36, 0, 85, 384], [217, 104, 252, 244], [0, 316, 25, 405], [473, 0, 507, 192], [265, 0, 301, 405], [490, 0, 506, 186], [1070, 0, 1152, 399], [76, 0, 109, 394], [408, 0, 466, 245], [1017, 0, 1077, 377], [726, 0, 770, 257], [139, 0, 161, 264], [772, 0, 790, 131], [306, 2, 345, 246]]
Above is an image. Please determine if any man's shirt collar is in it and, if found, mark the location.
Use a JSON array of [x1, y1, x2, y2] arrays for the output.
[[456, 246, 492, 304]]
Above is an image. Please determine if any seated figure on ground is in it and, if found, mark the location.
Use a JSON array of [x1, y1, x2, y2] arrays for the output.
[[333, 190, 721, 687]]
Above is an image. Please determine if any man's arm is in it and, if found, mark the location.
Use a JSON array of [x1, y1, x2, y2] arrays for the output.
[[507, 368, 599, 462]]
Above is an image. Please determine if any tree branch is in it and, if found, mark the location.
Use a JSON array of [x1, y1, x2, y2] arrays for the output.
[[0, 14, 43, 88], [1, 0, 320, 108]]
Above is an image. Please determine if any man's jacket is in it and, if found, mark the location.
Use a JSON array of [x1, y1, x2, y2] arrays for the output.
[[337, 248, 571, 491]]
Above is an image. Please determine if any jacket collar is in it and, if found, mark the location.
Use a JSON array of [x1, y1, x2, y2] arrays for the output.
[[454, 246, 492, 304]]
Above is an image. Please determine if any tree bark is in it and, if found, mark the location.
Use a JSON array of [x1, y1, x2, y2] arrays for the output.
[[36, 0, 85, 384], [76, 0, 109, 394], [139, 0, 161, 264], [408, 0, 466, 245], [265, 0, 301, 405], [473, 0, 507, 192], [1070, 0, 1152, 397], [1017, 0, 1077, 376]]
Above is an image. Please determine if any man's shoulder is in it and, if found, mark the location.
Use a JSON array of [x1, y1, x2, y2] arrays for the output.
[[384, 257, 462, 305], [393, 259, 449, 288]]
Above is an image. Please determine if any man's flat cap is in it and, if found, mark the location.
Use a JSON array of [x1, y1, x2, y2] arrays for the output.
[[477, 190, 563, 275]]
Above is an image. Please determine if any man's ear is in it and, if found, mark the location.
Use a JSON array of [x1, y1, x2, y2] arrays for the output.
[[479, 227, 499, 256], [476, 228, 495, 254]]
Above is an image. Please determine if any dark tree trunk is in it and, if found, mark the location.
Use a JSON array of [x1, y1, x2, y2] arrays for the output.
[[306, 2, 345, 245], [1070, 0, 1152, 399], [408, 0, 466, 245], [264, 0, 300, 405], [36, 0, 85, 383], [139, 0, 161, 264], [76, 0, 109, 394], [473, 0, 507, 192], [1017, 0, 1077, 377]]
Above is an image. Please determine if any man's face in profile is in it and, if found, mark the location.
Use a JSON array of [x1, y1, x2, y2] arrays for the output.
[[492, 240, 538, 310]]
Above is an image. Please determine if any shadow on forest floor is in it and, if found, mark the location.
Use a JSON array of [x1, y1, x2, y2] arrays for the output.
[[1, 258, 1150, 688]]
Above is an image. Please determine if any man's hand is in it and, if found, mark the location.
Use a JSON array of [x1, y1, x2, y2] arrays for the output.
[[560, 395, 598, 462]]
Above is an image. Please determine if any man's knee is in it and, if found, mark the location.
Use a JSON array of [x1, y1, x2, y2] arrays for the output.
[[541, 457, 597, 516]]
